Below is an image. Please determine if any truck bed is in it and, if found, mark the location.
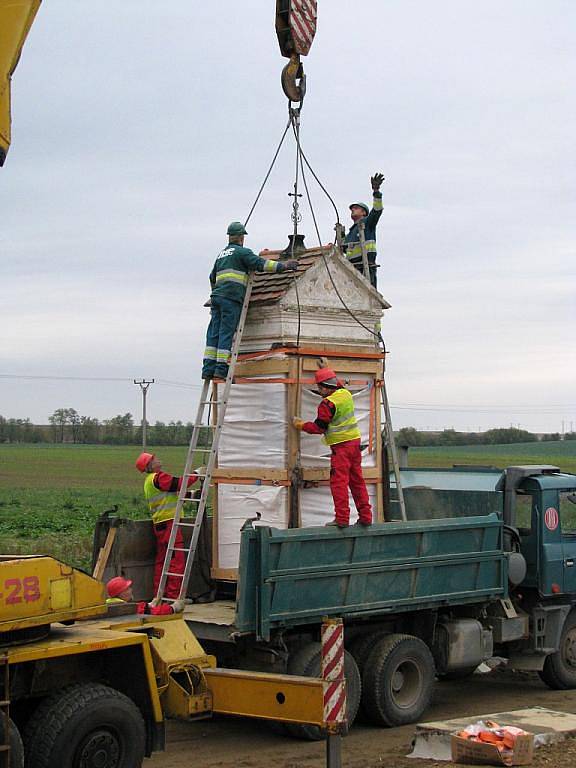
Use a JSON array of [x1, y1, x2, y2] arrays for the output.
[[234, 514, 507, 640]]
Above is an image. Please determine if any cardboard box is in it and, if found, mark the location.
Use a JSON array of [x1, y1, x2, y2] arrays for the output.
[[451, 733, 534, 766]]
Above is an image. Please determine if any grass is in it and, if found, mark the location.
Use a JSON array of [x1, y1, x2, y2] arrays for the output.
[[1, 441, 575, 569], [408, 441, 576, 473]]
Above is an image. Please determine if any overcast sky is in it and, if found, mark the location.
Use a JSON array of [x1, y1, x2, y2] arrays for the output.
[[2, 1, 575, 432]]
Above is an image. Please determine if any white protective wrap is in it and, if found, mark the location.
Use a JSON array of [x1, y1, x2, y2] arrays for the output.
[[300, 483, 378, 528], [218, 381, 287, 468], [217, 483, 288, 570], [299, 384, 377, 468]]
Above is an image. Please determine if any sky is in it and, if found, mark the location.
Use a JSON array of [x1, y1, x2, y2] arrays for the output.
[[2, 0, 575, 433]]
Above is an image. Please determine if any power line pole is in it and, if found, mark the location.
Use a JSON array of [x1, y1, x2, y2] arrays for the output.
[[134, 379, 154, 448]]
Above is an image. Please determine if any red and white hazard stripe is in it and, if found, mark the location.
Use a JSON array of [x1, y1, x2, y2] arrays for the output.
[[321, 618, 346, 725], [290, 0, 317, 56]]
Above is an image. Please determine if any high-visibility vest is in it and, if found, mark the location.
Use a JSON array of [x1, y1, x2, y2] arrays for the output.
[[324, 388, 361, 446], [144, 472, 178, 524]]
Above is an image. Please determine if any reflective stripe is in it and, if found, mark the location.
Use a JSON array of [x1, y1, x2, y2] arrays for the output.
[[324, 389, 361, 446], [203, 346, 217, 360], [215, 269, 248, 285], [263, 260, 279, 273], [216, 349, 230, 361], [346, 240, 377, 259], [144, 473, 179, 524], [373, 197, 383, 210]]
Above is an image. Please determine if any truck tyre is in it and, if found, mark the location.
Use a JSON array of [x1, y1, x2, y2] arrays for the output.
[[23, 683, 146, 768], [362, 634, 435, 727], [348, 632, 381, 677], [285, 641, 361, 740], [539, 610, 576, 690], [0, 717, 24, 767]]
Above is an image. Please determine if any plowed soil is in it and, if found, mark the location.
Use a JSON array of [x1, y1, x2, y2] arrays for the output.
[[150, 669, 576, 767]]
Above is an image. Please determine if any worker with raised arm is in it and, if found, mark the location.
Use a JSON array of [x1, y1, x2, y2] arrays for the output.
[[202, 221, 299, 380], [344, 172, 385, 289], [135, 452, 200, 600], [292, 367, 373, 528], [106, 576, 185, 615]]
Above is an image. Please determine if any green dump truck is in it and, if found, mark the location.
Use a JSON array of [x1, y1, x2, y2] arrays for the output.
[[99, 464, 576, 735]]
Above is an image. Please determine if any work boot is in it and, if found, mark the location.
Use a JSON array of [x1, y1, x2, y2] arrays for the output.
[[355, 519, 372, 527], [325, 520, 348, 529]]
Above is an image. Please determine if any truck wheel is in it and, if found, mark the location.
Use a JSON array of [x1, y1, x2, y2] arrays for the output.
[[0, 717, 24, 767], [362, 634, 436, 727], [348, 632, 382, 720], [23, 683, 146, 768], [285, 641, 361, 740], [539, 610, 576, 690]]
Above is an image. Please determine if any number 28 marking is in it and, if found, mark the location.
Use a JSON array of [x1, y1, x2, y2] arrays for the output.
[[4, 576, 41, 604]]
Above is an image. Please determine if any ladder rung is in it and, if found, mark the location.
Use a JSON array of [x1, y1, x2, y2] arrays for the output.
[[172, 547, 191, 553], [165, 571, 186, 577], [176, 521, 199, 527], [201, 400, 223, 405], [183, 497, 200, 503]]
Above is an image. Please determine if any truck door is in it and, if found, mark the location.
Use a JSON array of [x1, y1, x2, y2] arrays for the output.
[[559, 491, 576, 593], [516, 490, 538, 588]]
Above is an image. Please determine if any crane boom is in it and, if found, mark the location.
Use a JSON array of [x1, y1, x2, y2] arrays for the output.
[[0, 0, 42, 166]]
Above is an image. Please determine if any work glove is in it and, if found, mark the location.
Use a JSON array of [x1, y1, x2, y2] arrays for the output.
[[292, 417, 305, 430], [171, 599, 186, 613], [194, 466, 206, 478], [281, 260, 299, 272], [371, 172, 385, 191]]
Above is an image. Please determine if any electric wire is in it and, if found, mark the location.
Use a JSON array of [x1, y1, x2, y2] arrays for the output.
[[244, 117, 292, 227]]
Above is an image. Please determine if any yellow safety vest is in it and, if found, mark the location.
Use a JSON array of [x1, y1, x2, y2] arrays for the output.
[[144, 472, 179, 525], [324, 388, 361, 446]]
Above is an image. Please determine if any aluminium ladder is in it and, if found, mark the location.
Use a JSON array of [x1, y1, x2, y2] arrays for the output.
[[355, 230, 406, 521], [154, 276, 254, 603]]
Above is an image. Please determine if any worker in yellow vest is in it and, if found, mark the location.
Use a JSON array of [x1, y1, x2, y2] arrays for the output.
[[135, 452, 200, 599], [292, 368, 372, 528]]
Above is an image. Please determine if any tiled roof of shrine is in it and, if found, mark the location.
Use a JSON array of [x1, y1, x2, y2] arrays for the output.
[[250, 245, 330, 305]]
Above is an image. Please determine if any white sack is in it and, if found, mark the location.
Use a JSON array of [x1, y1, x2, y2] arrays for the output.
[[300, 384, 377, 468], [218, 382, 287, 468], [217, 484, 288, 570], [300, 483, 378, 527]]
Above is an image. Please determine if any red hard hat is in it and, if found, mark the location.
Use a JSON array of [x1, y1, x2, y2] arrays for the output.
[[135, 452, 154, 473], [315, 368, 340, 387], [107, 576, 133, 598]]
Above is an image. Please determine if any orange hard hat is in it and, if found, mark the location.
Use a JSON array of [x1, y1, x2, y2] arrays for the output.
[[135, 452, 154, 472], [315, 368, 340, 387], [107, 576, 133, 598]]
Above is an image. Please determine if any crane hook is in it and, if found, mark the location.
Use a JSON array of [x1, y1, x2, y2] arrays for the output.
[[281, 53, 306, 105]]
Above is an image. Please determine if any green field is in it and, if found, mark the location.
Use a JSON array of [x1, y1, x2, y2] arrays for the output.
[[1, 441, 575, 570]]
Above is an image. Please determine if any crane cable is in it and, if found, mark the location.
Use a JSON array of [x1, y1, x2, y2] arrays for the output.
[[288, 115, 386, 349]]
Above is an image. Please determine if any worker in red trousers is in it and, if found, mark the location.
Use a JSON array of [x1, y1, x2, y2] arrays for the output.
[[106, 576, 184, 615], [135, 452, 201, 600], [292, 368, 372, 528]]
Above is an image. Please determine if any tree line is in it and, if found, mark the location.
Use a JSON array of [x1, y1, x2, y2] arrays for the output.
[[396, 426, 576, 447], [1, 412, 574, 446], [0, 410, 198, 445]]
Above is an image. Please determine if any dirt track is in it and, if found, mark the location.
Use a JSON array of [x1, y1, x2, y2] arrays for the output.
[[149, 669, 576, 767]]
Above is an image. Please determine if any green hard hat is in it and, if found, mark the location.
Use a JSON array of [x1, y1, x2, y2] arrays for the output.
[[227, 221, 248, 236], [349, 202, 369, 215]]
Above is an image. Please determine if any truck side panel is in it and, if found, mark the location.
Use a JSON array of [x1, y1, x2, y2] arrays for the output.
[[236, 514, 507, 640]]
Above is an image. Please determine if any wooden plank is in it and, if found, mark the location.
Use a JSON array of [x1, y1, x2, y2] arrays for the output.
[[213, 468, 289, 481], [286, 345, 384, 358], [92, 527, 117, 581], [211, 567, 238, 581], [301, 466, 382, 482], [235, 358, 291, 377], [301, 359, 381, 374]]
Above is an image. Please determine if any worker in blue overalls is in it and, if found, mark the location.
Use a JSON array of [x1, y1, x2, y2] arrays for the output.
[[344, 172, 385, 289]]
